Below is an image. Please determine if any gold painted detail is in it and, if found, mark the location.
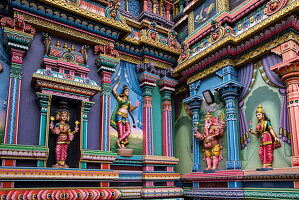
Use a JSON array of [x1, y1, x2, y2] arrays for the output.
[[216, 0, 230, 12], [0, 168, 119, 180], [188, 11, 194, 34], [17, 11, 107, 45], [187, 32, 299, 84], [32, 73, 102, 91], [39, 0, 131, 33], [176, 0, 299, 72], [143, 173, 181, 180]]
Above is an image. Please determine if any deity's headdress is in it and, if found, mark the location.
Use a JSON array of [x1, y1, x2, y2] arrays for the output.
[[205, 112, 213, 119], [256, 105, 265, 114]]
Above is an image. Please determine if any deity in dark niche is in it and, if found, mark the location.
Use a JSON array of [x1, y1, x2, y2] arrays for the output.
[[194, 113, 225, 170], [110, 79, 139, 150], [249, 105, 281, 169], [50, 105, 79, 168]]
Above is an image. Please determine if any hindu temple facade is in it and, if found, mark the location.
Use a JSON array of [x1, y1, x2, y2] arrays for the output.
[[0, 0, 299, 199]]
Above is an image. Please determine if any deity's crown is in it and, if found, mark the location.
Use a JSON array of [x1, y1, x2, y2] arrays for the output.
[[256, 105, 265, 114], [205, 112, 213, 119]]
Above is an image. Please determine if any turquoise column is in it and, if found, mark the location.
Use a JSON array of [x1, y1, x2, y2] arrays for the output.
[[36, 93, 52, 167], [80, 101, 94, 169], [183, 81, 202, 174], [215, 66, 243, 188]]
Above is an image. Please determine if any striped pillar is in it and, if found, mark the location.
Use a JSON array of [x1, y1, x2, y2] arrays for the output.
[[157, 77, 178, 157], [215, 66, 243, 189], [36, 93, 52, 167], [80, 101, 95, 169], [138, 72, 160, 155], [99, 71, 115, 151], [94, 44, 120, 152], [0, 15, 35, 188]]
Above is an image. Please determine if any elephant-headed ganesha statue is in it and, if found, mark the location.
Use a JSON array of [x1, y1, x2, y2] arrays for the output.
[[194, 112, 225, 170]]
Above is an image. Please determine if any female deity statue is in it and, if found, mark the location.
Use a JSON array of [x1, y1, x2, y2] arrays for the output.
[[50, 110, 79, 168], [110, 80, 139, 149], [249, 105, 281, 168], [194, 113, 225, 170]]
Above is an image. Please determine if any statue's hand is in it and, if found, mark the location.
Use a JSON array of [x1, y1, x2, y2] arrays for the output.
[[54, 128, 60, 135], [274, 137, 280, 143], [75, 126, 79, 133], [69, 133, 74, 141], [207, 135, 214, 141], [194, 133, 202, 139], [135, 101, 140, 107], [49, 122, 54, 129]]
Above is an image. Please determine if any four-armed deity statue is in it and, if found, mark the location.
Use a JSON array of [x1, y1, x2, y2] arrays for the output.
[[194, 113, 225, 170], [50, 108, 79, 168], [249, 105, 281, 169]]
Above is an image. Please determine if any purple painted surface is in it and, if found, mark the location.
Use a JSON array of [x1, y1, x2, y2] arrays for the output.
[[86, 51, 101, 150], [18, 32, 101, 149], [18, 33, 43, 145]]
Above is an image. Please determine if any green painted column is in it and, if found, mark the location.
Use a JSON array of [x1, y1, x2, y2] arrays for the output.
[[80, 101, 95, 169], [36, 93, 52, 167]]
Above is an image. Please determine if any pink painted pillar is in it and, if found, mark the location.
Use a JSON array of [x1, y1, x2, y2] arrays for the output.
[[157, 77, 178, 157], [271, 40, 299, 167], [143, 0, 148, 11], [165, 2, 172, 20], [138, 72, 160, 156]]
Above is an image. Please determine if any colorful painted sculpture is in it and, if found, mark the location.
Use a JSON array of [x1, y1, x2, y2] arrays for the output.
[[249, 105, 281, 168], [194, 113, 225, 170], [50, 109, 79, 168], [110, 80, 139, 149], [105, 0, 122, 22]]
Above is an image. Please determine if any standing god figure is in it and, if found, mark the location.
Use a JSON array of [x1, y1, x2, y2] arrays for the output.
[[249, 105, 281, 168], [194, 113, 225, 170], [50, 110, 79, 168], [110, 80, 139, 149]]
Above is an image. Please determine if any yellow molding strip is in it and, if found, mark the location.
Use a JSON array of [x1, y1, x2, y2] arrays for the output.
[[175, 0, 299, 73], [186, 32, 299, 84]]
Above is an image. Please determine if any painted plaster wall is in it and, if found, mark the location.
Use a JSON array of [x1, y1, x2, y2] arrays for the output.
[[152, 86, 162, 156], [175, 103, 193, 174], [241, 68, 292, 169]]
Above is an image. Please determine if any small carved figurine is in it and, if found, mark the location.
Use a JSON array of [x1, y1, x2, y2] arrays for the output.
[[50, 109, 79, 168], [167, 29, 179, 48], [178, 42, 190, 62], [147, 22, 159, 41], [105, 0, 122, 22], [249, 105, 281, 169], [194, 113, 225, 170], [110, 79, 139, 149]]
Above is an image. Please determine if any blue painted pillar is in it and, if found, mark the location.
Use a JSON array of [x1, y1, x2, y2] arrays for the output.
[[215, 66, 243, 188], [183, 81, 202, 173]]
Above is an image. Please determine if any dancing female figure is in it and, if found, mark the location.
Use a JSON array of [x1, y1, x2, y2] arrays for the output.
[[111, 80, 139, 149]]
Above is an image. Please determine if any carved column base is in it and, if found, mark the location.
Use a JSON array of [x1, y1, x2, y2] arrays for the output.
[[226, 160, 242, 170], [192, 164, 201, 172]]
